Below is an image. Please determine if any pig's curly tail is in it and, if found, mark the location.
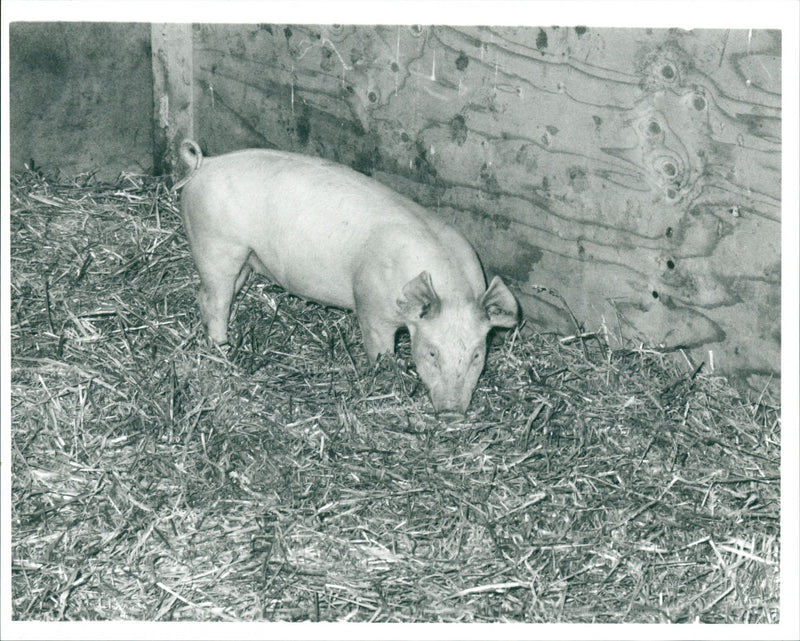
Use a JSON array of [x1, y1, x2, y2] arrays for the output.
[[171, 139, 204, 192]]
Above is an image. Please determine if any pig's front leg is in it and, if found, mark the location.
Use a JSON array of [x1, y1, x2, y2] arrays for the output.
[[357, 314, 399, 363], [354, 296, 399, 362]]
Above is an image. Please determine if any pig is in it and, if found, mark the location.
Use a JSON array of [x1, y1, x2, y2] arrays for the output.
[[177, 139, 519, 414]]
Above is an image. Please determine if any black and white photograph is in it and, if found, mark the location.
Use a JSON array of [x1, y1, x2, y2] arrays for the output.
[[2, 1, 798, 639]]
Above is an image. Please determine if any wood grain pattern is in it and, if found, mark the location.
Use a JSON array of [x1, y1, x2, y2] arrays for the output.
[[151, 24, 194, 175], [190, 25, 781, 390]]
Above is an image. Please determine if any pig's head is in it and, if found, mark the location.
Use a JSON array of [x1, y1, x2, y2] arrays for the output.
[[397, 271, 519, 414]]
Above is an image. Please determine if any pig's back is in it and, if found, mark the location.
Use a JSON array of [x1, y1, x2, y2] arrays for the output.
[[181, 149, 483, 307], [193, 149, 427, 229]]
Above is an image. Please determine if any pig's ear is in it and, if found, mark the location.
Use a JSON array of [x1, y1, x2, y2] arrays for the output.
[[397, 271, 442, 320], [481, 276, 519, 328]]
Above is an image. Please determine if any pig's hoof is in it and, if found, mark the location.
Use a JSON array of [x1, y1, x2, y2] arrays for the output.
[[372, 352, 393, 370], [211, 341, 232, 358]]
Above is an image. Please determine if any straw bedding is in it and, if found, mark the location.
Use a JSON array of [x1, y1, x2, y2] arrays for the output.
[[9, 170, 780, 622]]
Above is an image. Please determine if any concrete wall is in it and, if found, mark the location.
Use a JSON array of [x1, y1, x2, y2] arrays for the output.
[[9, 22, 153, 180]]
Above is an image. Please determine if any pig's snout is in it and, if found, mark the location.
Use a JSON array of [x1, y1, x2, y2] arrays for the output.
[[435, 408, 468, 422], [428, 385, 474, 416], [413, 338, 486, 416]]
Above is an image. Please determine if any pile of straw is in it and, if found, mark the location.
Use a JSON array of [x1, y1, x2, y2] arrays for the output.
[[10, 171, 779, 622]]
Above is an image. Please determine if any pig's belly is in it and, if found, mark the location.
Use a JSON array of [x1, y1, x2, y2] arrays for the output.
[[246, 240, 358, 310]]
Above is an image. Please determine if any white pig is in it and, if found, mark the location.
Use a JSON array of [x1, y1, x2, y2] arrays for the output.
[[177, 140, 519, 414]]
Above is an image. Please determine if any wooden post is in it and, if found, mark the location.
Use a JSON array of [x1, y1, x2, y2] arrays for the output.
[[151, 24, 194, 178]]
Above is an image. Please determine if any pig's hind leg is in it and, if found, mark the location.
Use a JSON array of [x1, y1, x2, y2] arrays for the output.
[[191, 240, 251, 345]]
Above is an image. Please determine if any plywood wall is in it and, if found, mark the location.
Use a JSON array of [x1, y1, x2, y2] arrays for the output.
[[188, 25, 782, 391]]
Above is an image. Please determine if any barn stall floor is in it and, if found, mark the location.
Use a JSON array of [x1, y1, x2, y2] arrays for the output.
[[8, 171, 780, 623]]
